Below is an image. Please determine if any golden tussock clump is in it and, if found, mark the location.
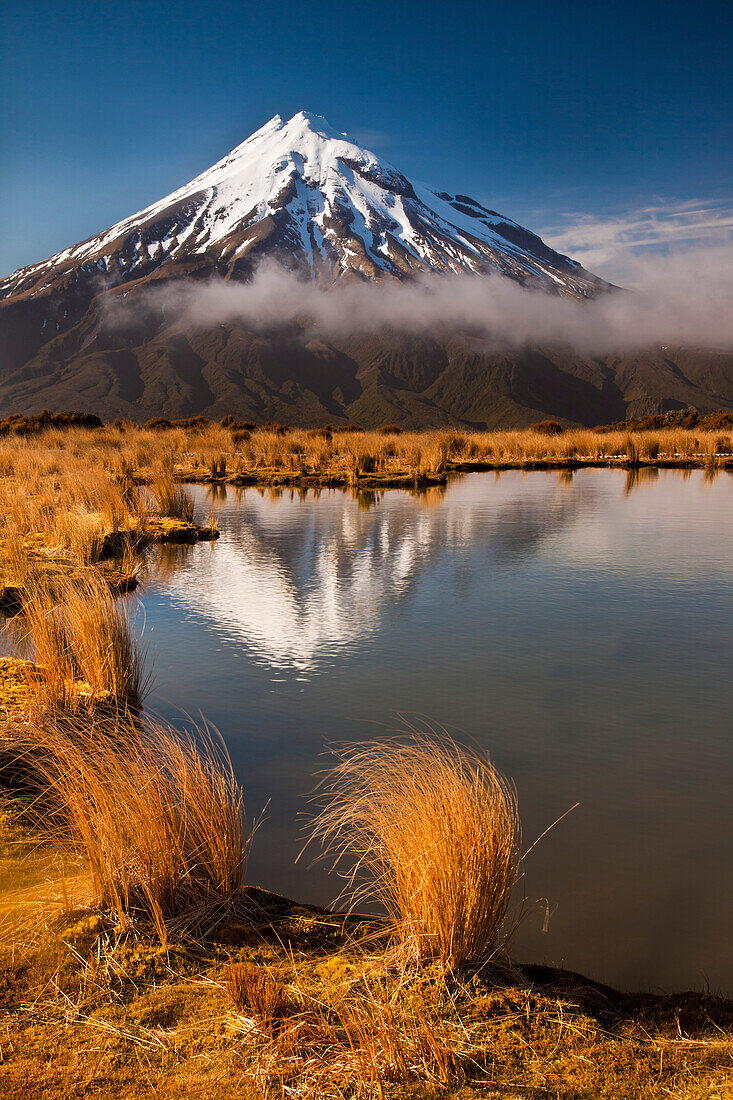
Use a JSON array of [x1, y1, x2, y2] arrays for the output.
[[14, 713, 250, 943], [307, 731, 521, 970], [20, 571, 148, 712], [149, 459, 195, 522]]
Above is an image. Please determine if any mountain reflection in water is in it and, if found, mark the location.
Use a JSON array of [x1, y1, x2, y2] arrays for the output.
[[141, 470, 733, 994], [150, 475, 595, 674]]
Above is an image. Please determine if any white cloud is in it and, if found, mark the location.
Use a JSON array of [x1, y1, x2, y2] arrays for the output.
[[540, 199, 733, 283], [105, 194, 733, 354]]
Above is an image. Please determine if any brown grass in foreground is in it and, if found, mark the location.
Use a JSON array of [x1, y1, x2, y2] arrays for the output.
[[2, 854, 731, 1100], [308, 733, 521, 970], [21, 572, 148, 711], [0, 729, 732, 1097], [13, 714, 250, 943]]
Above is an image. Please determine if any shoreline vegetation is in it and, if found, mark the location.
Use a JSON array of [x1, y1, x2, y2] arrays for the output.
[[0, 408, 732, 488], [0, 412, 732, 1095]]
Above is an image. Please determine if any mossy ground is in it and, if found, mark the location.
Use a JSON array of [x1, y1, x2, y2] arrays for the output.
[[0, 515, 217, 622], [144, 516, 220, 543], [0, 809, 731, 1099], [0, 658, 41, 719]]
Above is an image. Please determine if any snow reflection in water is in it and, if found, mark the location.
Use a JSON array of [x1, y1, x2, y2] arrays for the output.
[[140, 470, 733, 993]]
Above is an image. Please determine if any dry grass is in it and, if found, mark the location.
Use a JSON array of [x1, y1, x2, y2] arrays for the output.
[[21, 572, 148, 711], [0, 523, 34, 588], [0, 748, 732, 1098], [220, 946, 733, 1099], [13, 713, 250, 942], [333, 974, 464, 1093], [0, 419, 730, 510], [226, 965, 469, 1098], [0, 420, 728, 590], [307, 732, 521, 970], [226, 958, 297, 1033], [149, 460, 195, 521]]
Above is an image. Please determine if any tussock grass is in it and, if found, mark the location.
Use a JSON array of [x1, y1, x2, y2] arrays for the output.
[[0, 444, 139, 574], [308, 732, 521, 970], [226, 958, 296, 1033], [1, 720, 732, 1097], [16, 714, 250, 941], [150, 462, 195, 521], [22, 572, 148, 711], [0, 523, 33, 587], [53, 505, 107, 564]]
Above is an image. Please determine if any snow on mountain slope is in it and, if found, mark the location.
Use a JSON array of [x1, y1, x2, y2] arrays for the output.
[[0, 111, 607, 301]]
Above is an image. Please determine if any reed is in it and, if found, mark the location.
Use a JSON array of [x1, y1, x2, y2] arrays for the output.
[[308, 732, 521, 970]]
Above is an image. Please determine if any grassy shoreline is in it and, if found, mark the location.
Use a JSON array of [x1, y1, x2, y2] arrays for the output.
[[0, 420, 732, 1096], [0, 419, 728, 606], [1, 419, 732, 492], [2, 795, 733, 1099]]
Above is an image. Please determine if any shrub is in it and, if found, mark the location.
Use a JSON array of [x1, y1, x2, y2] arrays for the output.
[[530, 421, 564, 436], [0, 411, 102, 437]]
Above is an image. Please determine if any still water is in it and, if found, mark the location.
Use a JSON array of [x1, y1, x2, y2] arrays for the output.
[[140, 469, 733, 994]]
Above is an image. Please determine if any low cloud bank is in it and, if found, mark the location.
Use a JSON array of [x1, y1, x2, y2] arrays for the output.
[[112, 242, 733, 353]]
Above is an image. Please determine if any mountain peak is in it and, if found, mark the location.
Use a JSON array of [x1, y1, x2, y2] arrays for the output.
[[287, 109, 341, 132], [1, 112, 607, 300], [237, 111, 350, 155]]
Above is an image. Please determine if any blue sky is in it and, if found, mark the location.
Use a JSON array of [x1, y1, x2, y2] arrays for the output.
[[1, 0, 731, 279]]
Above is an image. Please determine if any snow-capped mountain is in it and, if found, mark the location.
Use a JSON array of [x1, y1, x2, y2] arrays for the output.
[[2, 112, 731, 427], [0, 111, 605, 300]]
